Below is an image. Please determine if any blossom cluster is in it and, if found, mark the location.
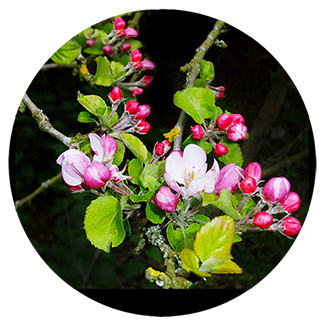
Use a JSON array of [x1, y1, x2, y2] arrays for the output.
[[57, 133, 121, 192], [153, 144, 302, 237]]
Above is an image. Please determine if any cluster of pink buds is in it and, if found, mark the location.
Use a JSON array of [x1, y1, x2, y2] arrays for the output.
[[216, 113, 247, 142], [117, 75, 155, 98], [240, 162, 262, 194], [154, 140, 171, 157], [56, 133, 122, 193], [85, 17, 139, 57], [248, 173, 302, 237], [109, 89, 151, 135]]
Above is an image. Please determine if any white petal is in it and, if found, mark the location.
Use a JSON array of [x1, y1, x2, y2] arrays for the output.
[[206, 159, 220, 183], [89, 133, 105, 162], [165, 151, 186, 185], [183, 144, 207, 176], [186, 175, 215, 196]]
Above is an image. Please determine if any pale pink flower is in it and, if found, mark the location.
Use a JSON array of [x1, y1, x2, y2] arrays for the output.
[[154, 186, 179, 212], [89, 133, 117, 165]]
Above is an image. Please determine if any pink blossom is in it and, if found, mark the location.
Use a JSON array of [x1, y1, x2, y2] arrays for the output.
[[240, 177, 257, 194], [56, 149, 91, 186], [89, 133, 117, 166], [154, 186, 179, 212], [108, 165, 122, 182], [84, 161, 111, 189], [164, 144, 219, 197], [191, 124, 204, 140], [141, 60, 155, 70], [124, 27, 138, 38], [244, 162, 262, 183], [227, 123, 247, 141], [214, 143, 228, 157], [215, 163, 244, 195]]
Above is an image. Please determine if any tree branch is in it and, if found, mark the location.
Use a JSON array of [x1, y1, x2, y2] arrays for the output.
[[173, 20, 226, 150], [15, 172, 62, 209], [22, 93, 71, 147]]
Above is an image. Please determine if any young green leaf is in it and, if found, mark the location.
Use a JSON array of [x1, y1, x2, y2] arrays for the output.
[[92, 56, 115, 87], [77, 111, 96, 123], [179, 248, 211, 277], [200, 60, 215, 82], [173, 88, 217, 124], [218, 138, 243, 167], [84, 196, 126, 253], [51, 40, 82, 64]]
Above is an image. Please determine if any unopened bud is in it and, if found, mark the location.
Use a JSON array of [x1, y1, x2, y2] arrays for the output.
[[85, 39, 96, 47], [227, 123, 247, 141], [216, 113, 232, 130], [136, 120, 150, 134], [191, 124, 204, 140], [125, 99, 139, 114], [214, 143, 228, 157], [109, 86, 123, 102], [103, 45, 113, 55], [154, 186, 179, 213], [84, 161, 111, 189], [244, 162, 262, 183], [263, 177, 290, 204], [280, 191, 301, 213], [240, 177, 257, 194], [253, 211, 273, 229], [280, 216, 301, 236]]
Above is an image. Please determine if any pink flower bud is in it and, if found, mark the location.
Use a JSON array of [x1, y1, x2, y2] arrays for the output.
[[215, 163, 244, 195], [253, 211, 273, 229], [154, 186, 179, 212], [121, 43, 131, 52], [216, 113, 232, 130], [84, 161, 111, 189], [103, 45, 113, 55], [280, 216, 301, 236], [117, 30, 126, 38], [240, 177, 257, 194], [191, 124, 204, 140], [131, 87, 143, 96], [136, 120, 150, 134], [219, 86, 225, 92], [124, 27, 138, 38], [108, 165, 122, 182], [85, 39, 96, 47], [135, 104, 151, 119], [215, 92, 225, 99], [154, 142, 165, 156], [101, 135, 117, 164], [214, 143, 228, 157], [139, 75, 154, 86], [131, 49, 142, 62], [280, 191, 301, 213], [65, 183, 84, 193], [114, 17, 126, 30], [141, 59, 155, 70], [227, 123, 247, 141], [229, 113, 245, 125], [109, 86, 123, 102], [56, 149, 91, 186], [262, 177, 290, 204], [125, 99, 139, 114], [244, 162, 262, 183]]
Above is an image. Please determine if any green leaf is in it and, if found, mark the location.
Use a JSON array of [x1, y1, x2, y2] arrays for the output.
[[209, 257, 242, 274], [128, 158, 143, 185], [218, 138, 243, 167], [181, 134, 213, 154], [167, 223, 202, 252], [180, 248, 211, 277], [202, 190, 241, 220], [51, 40, 82, 64], [113, 133, 148, 163], [173, 88, 217, 124], [84, 196, 126, 252], [138, 161, 165, 190], [92, 56, 114, 87], [194, 215, 235, 262], [83, 30, 107, 55], [200, 60, 215, 82], [112, 139, 125, 167], [145, 185, 166, 224], [110, 60, 126, 80], [77, 111, 96, 123], [77, 92, 118, 127]]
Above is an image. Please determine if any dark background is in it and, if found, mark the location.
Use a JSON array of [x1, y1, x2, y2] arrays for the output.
[[11, 9, 315, 299]]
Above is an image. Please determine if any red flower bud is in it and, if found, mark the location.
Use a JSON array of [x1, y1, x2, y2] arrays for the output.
[[216, 113, 232, 130], [253, 211, 273, 229], [125, 99, 139, 114], [85, 39, 96, 47], [244, 162, 262, 183], [230, 113, 245, 125], [141, 59, 155, 70], [114, 17, 126, 30], [131, 49, 142, 62], [124, 27, 138, 38], [131, 87, 143, 96], [103, 45, 113, 55], [135, 104, 151, 119], [214, 143, 228, 157], [227, 123, 247, 141], [191, 124, 204, 140], [281, 216, 301, 236], [154, 142, 165, 156], [240, 177, 257, 194], [154, 186, 179, 213], [121, 43, 131, 52], [136, 120, 150, 134], [109, 86, 123, 102], [280, 191, 301, 213]]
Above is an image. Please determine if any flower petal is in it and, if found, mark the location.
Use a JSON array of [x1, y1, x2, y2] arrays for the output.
[[183, 144, 207, 176], [206, 159, 220, 183], [165, 151, 186, 185], [164, 172, 185, 197], [186, 175, 215, 196], [89, 133, 105, 162]]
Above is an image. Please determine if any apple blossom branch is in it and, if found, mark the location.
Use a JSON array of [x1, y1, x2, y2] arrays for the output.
[[22, 93, 72, 147], [173, 20, 226, 150]]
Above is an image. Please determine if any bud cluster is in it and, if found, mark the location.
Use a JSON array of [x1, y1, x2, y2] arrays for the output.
[[190, 111, 248, 159]]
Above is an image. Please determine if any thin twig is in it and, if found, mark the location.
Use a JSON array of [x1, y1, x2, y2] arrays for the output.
[[22, 93, 71, 147], [173, 20, 226, 150], [15, 172, 62, 209]]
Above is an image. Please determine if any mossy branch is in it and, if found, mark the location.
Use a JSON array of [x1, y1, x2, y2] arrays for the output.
[[173, 20, 226, 151], [22, 93, 71, 147]]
